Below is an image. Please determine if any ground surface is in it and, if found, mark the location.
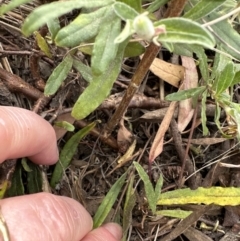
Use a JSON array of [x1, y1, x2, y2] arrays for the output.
[[0, 1, 240, 241]]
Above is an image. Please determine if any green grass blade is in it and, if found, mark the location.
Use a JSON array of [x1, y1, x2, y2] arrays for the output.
[[93, 172, 127, 228]]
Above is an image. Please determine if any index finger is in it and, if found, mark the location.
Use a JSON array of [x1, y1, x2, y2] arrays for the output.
[[0, 107, 58, 164]]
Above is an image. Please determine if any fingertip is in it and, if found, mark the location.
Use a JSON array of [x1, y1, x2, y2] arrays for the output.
[[102, 223, 123, 240]]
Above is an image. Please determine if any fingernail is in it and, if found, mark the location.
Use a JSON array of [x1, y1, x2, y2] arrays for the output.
[[102, 223, 122, 240]]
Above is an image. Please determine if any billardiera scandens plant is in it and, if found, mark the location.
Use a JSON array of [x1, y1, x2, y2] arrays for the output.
[[114, 12, 166, 45]]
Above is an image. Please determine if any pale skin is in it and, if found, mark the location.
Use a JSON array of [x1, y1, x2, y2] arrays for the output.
[[0, 106, 122, 241]]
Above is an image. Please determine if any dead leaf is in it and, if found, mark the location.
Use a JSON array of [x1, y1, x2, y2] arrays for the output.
[[117, 118, 133, 153], [182, 138, 227, 145], [178, 56, 198, 132], [149, 101, 178, 163], [141, 56, 185, 87]]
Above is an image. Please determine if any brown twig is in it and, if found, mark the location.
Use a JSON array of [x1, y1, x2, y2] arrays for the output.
[[0, 67, 42, 100], [75, 120, 118, 150], [104, 43, 160, 136]]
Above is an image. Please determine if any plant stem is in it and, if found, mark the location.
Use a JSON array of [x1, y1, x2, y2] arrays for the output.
[[104, 43, 160, 136]]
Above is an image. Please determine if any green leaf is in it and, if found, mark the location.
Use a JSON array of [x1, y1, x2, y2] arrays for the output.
[[204, 12, 240, 60], [93, 172, 127, 228], [91, 11, 121, 75], [47, 18, 61, 40], [54, 121, 75, 132], [133, 162, 157, 214], [50, 122, 96, 188], [34, 31, 52, 58], [5, 163, 24, 197], [27, 161, 42, 194], [124, 42, 145, 57], [44, 54, 73, 96], [211, 46, 232, 81], [165, 86, 206, 101], [232, 71, 240, 87], [165, 43, 193, 57], [113, 2, 138, 21], [55, 7, 108, 47], [122, 175, 136, 241], [0, 0, 32, 15], [116, 0, 141, 12], [156, 209, 192, 219], [73, 59, 93, 83], [155, 18, 215, 49], [22, 0, 114, 36], [158, 187, 240, 206], [21, 158, 32, 172], [213, 61, 235, 96], [184, 0, 226, 20], [72, 39, 128, 120], [155, 174, 163, 201], [147, 0, 169, 13], [114, 20, 135, 43], [188, 45, 209, 83], [201, 91, 209, 135]]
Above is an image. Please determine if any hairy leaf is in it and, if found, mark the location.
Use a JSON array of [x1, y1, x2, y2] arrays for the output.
[[213, 61, 235, 96], [72, 40, 128, 120], [34, 31, 52, 58], [55, 7, 108, 47], [91, 11, 120, 75], [50, 122, 96, 188], [156, 209, 192, 219], [158, 187, 240, 206], [184, 0, 225, 20], [22, 0, 113, 36], [116, 0, 141, 12], [73, 59, 93, 83], [155, 18, 215, 49], [113, 2, 138, 20], [44, 54, 73, 96], [0, 0, 32, 15], [147, 0, 169, 13], [165, 86, 206, 101], [204, 12, 240, 60], [93, 172, 127, 228], [134, 162, 157, 214]]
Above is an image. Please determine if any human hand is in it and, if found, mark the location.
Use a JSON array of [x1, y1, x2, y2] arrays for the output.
[[0, 107, 122, 241]]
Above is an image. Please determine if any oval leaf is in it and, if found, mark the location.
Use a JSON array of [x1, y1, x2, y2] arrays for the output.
[[55, 7, 108, 47], [71, 40, 128, 120], [91, 12, 121, 75], [113, 2, 138, 21], [184, 0, 225, 20], [93, 172, 127, 228], [22, 0, 113, 36], [213, 61, 235, 96], [165, 86, 206, 101], [155, 18, 215, 49], [158, 187, 240, 206], [44, 54, 73, 96]]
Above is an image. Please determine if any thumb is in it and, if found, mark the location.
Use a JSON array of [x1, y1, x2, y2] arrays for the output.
[[0, 193, 93, 241]]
